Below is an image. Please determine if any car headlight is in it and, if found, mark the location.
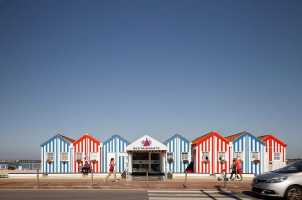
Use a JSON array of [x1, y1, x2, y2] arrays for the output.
[[265, 176, 287, 183]]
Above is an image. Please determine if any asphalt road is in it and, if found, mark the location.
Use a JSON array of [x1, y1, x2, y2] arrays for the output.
[[0, 189, 147, 200], [0, 189, 267, 200]]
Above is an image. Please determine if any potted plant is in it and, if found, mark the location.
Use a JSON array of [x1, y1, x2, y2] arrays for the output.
[[47, 159, 53, 165], [202, 158, 209, 164], [253, 159, 260, 164], [219, 159, 227, 164]]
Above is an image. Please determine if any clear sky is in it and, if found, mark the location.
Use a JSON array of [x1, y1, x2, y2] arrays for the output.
[[0, 0, 301, 159]]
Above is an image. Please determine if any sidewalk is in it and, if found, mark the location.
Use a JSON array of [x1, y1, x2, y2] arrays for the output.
[[0, 175, 253, 193]]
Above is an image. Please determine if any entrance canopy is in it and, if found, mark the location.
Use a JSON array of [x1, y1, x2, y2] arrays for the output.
[[126, 135, 167, 152]]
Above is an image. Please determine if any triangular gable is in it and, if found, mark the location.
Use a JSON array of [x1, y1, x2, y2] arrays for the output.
[[192, 131, 229, 145], [126, 135, 167, 151], [227, 131, 265, 145], [258, 134, 287, 147], [164, 133, 190, 144], [225, 132, 244, 142], [40, 134, 75, 146], [61, 135, 75, 143], [103, 134, 129, 145], [73, 133, 101, 145]]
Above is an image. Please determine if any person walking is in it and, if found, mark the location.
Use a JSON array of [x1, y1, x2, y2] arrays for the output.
[[235, 157, 243, 181], [105, 158, 116, 182], [229, 158, 237, 180]]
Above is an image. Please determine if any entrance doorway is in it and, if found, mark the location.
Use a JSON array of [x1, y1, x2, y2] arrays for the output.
[[132, 152, 162, 175]]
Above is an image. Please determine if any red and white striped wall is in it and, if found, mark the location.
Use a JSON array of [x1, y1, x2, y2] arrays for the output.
[[258, 134, 287, 171], [72, 134, 101, 173], [192, 131, 231, 174]]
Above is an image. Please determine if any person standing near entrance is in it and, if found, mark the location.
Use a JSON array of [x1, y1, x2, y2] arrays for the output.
[[235, 157, 243, 181], [105, 158, 116, 182]]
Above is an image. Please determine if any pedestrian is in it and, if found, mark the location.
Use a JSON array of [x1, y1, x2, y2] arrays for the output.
[[235, 157, 243, 181], [105, 158, 116, 182], [229, 158, 237, 180]]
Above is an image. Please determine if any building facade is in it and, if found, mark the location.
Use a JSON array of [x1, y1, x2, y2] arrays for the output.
[[39, 132, 287, 175], [40, 134, 74, 173], [126, 135, 167, 175], [72, 134, 101, 173], [258, 134, 287, 171], [164, 134, 191, 173], [192, 131, 231, 174], [226, 132, 266, 175], [101, 134, 129, 173]]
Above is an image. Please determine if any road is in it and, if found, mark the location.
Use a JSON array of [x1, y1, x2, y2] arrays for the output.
[[0, 189, 265, 200]]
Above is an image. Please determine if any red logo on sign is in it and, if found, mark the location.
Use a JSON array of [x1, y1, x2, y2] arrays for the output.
[[142, 138, 151, 147]]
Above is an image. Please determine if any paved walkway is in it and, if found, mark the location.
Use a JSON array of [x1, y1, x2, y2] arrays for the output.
[[147, 189, 258, 200]]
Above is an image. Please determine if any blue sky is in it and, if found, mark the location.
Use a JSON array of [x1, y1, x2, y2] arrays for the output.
[[0, 0, 301, 159]]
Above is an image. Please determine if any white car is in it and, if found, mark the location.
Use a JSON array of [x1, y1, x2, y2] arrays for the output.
[[252, 160, 302, 200]]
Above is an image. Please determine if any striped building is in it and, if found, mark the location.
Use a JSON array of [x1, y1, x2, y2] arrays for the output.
[[164, 134, 191, 173], [72, 134, 101, 173], [226, 132, 266, 175], [101, 135, 129, 173], [40, 134, 75, 173], [192, 131, 231, 174], [258, 134, 287, 171]]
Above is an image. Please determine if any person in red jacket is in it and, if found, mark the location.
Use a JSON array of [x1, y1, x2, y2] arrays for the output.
[[235, 157, 243, 181], [105, 158, 116, 182]]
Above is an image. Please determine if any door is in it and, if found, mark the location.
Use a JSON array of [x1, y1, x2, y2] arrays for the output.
[[132, 152, 149, 173], [150, 153, 161, 173]]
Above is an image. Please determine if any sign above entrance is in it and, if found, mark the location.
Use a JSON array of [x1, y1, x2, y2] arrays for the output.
[[126, 135, 167, 151], [142, 138, 151, 147]]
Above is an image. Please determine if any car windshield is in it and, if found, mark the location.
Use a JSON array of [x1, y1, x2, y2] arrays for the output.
[[274, 161, 302, 173]]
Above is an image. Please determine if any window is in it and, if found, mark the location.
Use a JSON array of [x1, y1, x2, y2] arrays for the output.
[[181, 152, 189, 163], [251, 152, 260, 161], [202, 152, 209, 161], [234, 152, 242, 159], [218, 152, 225, 161], [76, 152, 83, 161], [274, 152, 281, 161], [90, 152, 98, 161], [47, 153, 54, 162], [167, 152, 173, 158], [167, 152, 174, 162], [60, 152, 68, 161]]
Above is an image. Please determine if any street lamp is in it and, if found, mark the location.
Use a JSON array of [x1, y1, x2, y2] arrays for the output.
[[167, 153, 174, 179], [91, 159, 97, 186], [181, 152, 189, 187]]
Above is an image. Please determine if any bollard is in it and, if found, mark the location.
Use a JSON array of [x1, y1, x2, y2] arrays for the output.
[[146, 170, 149, 187], [223, 171, 227, 188], [36, 169, 40, 188], [184, 170, 187, 187], [91, 169, 94, 186]]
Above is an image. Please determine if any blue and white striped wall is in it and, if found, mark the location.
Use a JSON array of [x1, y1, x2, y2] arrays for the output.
[[40, 134, 73, 173], [231, 132, 266, 175], [101, 135, 129, 173], [164, 134, 191, 173]]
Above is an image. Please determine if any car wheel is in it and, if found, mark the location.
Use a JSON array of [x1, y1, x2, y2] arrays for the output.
[[285, 185, 302, 200]]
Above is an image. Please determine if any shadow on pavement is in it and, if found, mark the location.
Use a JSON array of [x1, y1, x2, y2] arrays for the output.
[[242, 191, 284, 200], [215, 186, 242, 200]]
